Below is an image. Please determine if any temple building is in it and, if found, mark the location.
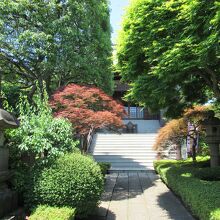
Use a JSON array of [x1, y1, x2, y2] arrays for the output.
[[113, 73, 161, 133]]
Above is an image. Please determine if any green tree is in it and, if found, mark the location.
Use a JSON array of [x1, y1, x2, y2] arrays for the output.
[[116, 0, 220, 117], [0, 0, 113, 98]]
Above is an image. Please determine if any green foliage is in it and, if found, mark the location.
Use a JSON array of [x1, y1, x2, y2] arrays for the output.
[[24, 153, 104, 218], [194, 167, 220, 181], [117, 0, 220, 117], [154, 158, 220, 220], [212, 102, 220, 119], [0, 0, 113, 95], [29, 205, 76, 220], [1, 82, 23, 111], [198, 140, 210, 157], [6, 92, 78, 161], [11, 162, 30, 197], [98, 162, 111, 176]]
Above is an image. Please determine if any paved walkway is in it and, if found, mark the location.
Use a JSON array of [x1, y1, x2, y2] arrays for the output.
[[93, 171, 194, 220]]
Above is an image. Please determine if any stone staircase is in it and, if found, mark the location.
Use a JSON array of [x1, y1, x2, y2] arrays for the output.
[[90, 133, 158, 171]]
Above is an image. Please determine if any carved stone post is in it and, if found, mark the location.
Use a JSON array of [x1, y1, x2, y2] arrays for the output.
[[202, 114, 220, 167], [0, 109, 19, 217]]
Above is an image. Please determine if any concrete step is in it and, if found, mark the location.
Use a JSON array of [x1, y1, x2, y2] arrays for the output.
[[109, 167, 154, 171], [94, 143, 156, 146], [94, 158, 156, 163], [95, 138, 157, 142], [93, 152, 156, 156], [91, 132, 158, 170], [93, 150, 156, 153], [93, 145, 156, 149]]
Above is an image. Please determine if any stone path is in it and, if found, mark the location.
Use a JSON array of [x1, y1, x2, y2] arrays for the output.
[[92, 171, 194, 220]]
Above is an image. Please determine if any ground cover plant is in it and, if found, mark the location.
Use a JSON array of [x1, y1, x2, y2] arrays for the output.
[[154, 158, 220, 220], [29, 205, 76, 220], [24, 152, 104, 218]]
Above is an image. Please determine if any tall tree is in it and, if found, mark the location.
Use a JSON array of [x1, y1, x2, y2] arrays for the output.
[[116, 0, 220, 117], [0, 0, 113, 98]]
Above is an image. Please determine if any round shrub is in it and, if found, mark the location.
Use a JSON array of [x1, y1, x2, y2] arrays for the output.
[[24, 153, 104, 218]]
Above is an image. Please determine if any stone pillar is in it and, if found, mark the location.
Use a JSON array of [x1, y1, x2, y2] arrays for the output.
[[202, 113, 220, 168], [210, 143, 220, 167], [0, 109, 19, 218], [0, 131, 5, 147]]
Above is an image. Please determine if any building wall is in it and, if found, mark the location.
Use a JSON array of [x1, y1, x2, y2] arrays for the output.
[[123, 119, 161, 133]]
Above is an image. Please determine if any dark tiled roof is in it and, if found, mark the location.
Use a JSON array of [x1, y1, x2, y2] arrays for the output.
[[115, 80, 130, 92]]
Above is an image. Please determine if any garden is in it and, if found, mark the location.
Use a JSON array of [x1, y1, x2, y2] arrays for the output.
[[0, 0, 220, 219], [0, 0, 118, 218], [1, 84, 121, 219], [152, 105, 220, 220], [116, 0, 220, 219], [154, 158, 220, 220]]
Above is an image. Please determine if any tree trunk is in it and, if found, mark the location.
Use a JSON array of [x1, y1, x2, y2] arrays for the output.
[[205, 68, 220, 100], [176, 144, 182, 160], [0, 70, 2, 108], [80, 135, 88, 153], [38, 78, 44, 100], [28, 84, 37, 102], [192, 138, 197, 163]]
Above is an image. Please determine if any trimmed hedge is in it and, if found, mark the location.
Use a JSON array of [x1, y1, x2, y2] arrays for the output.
[[29, 205, 76, 220], [154, 158, 220, 220], [25, 153, 104, 218]]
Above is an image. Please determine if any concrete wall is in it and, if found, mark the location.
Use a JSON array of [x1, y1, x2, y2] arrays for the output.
[[123, 119, 160, 133]]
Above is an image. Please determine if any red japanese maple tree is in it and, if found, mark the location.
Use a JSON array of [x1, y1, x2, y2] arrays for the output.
[[50, 84, 125, 151]]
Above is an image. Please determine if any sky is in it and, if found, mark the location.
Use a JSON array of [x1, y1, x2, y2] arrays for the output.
[[110, 0, 130, 45]]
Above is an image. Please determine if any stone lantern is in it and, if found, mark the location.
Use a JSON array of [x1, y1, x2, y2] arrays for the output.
[[202, 112, 220, 167], [0, 108, 19, 217]]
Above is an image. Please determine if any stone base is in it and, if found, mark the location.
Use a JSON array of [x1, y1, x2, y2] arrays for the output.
[[0, 191, 18, 218]]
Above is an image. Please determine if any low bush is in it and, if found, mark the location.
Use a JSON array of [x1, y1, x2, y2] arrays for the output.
[[25, 153, 104, 218], [154, 157, 220, 220], [29, 205, 75, 220], [98, 162, 111, 176]]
